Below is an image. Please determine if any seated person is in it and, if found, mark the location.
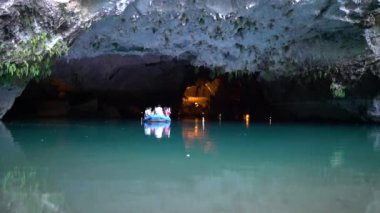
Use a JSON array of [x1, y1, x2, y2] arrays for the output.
[[144, 107, 152, 118], [154, 105, 164, 116], [164, 107, 171, 117]]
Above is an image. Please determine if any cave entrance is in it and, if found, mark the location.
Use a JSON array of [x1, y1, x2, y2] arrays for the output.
[[177, 67, 270, 120], [5, 54, 270, 121]]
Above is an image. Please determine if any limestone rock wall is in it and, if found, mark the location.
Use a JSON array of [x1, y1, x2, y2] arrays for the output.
[[3, 0, 380, 121], [67, 0, 379, 76], [0, 85, 24, 119]]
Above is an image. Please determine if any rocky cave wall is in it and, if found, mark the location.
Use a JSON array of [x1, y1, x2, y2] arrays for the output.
[[3, 0, 380, 121], [4, 54, 195, 119]]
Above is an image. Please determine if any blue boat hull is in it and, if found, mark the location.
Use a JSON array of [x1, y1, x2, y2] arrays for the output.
[[143, 114, 171, 123]]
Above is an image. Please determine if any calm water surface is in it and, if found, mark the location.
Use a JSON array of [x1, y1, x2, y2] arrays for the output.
[[0, 120, 380, 213]]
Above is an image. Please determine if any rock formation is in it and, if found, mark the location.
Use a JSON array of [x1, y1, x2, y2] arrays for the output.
[[0, 0, 127, 118], [2, 0, 380, 121]]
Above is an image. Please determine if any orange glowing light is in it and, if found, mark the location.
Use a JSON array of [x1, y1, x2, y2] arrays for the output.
[[244, 114, 250, 128]]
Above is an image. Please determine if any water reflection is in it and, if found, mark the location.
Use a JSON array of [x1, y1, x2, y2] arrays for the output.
[[330, 148, 344, 168], [0, 122, 25, 167], [182, 119, 215, 154], [0, 122, 67, 213], [243, 114, 250, 128], [369, 128, 380, 152], [0, 167, 66, 213], [144, 122, 171, 138], [3, 121, 380, 213]]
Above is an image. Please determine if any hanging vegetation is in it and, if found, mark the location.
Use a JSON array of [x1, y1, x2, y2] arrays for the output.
[[0, 32, 68, 85]]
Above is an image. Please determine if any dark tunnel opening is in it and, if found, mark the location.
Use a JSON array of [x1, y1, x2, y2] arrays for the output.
[[4, 54, 271, 121]]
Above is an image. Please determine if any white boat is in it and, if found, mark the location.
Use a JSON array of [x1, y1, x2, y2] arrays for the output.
[[143, 114, 171, 123]]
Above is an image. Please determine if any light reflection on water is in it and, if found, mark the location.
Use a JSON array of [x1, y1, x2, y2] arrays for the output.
[[181, 119, 215, 154], [143, 122, 171, 139], [369, 128, 380, 152], [0, 121, 380, 213]]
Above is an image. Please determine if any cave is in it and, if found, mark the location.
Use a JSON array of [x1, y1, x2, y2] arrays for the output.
[[2, 1, 380, 213], [4, 54, 272, 121], [1, 0, 380, 122]]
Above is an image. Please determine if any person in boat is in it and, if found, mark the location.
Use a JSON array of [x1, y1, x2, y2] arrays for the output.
[[164, 107, 171, 117], [144, 107, 152, 118], [154, 105, 164, 116]]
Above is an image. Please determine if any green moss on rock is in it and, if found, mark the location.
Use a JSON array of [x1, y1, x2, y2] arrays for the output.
[[0, 32, 68, 85]]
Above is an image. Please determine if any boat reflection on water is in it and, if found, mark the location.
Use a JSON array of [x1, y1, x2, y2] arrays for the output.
[[144, 122, 171, 139]]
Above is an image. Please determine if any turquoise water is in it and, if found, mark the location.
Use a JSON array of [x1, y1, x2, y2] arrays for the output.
[[0, 120, 380, 213]]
